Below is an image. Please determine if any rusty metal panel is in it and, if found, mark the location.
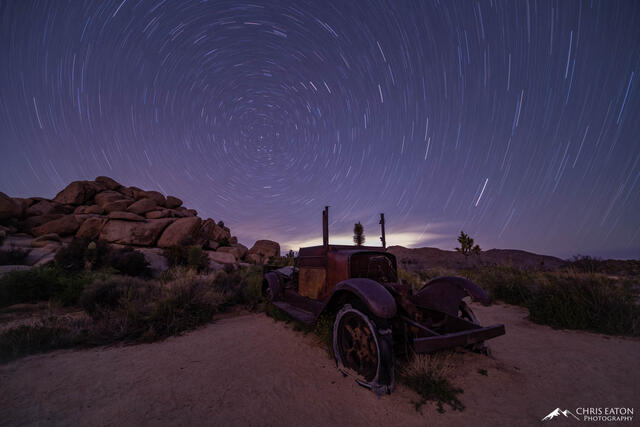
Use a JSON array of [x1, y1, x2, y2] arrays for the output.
[[299, 267, 326, 299], [412, 277, 490, 316], [326, 250, 349, 297], [298, 256, 327, 268], [413, 324, 505, 353]]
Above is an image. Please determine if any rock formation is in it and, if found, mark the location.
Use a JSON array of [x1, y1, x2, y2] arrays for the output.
[[0, 177, 282, 276]]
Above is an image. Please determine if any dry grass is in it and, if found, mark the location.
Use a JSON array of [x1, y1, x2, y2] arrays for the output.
[[0, 315, 91, 363], [397, 351, 464, 413]]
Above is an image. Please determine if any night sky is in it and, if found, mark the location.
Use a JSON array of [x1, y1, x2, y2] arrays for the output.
[[1, 1, 639, 259]]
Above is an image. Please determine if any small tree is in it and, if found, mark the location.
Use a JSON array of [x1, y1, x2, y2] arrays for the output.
[[455, 231, 481, 256], [353, 222, 365, 246]]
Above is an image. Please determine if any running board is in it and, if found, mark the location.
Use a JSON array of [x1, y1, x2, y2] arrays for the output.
[[272, 301, 316, 324]]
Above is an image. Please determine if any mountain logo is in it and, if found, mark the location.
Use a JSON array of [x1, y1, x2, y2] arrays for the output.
[[542, 408, 580, 421]]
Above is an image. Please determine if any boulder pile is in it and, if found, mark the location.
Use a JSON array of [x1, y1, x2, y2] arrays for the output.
[[0, 177, 281, 275]]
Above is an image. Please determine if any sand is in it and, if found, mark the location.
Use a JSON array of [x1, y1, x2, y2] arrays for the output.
[[1, 303, 638, 426]]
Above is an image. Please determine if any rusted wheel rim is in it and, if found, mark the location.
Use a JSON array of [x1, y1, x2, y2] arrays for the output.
[[336, 311, 379, 381]]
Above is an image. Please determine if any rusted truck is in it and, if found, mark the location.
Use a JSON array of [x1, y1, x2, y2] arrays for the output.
[[263, 207, 505, 394]]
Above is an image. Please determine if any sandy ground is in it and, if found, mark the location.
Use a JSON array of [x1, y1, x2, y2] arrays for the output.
[[1, 303, 639, 427]]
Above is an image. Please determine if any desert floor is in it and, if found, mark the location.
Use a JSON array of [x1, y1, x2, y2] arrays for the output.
[[1, 303, 638, 427]]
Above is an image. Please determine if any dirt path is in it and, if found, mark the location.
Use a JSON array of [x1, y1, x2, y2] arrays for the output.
[[1, 303, 638, 426]]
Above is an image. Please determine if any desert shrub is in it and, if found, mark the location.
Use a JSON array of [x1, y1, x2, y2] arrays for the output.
[[460, 266, 640, 336], [398, 268, 423, 290], [211, 265, 263, 306], [217, 237, 231, 248], [163, 244, 208, 272], [398, 352, 464, 413], [311, 313, 334, 356], [526, 272, 640, 336], [147, 278, 222, 338], [163, 245, 186, 268], [567, 256, 640, 276], [81, 275, 223, 343], [0, 263, 113, 308], [241, 266, 265, 305], [464, 266, 537, 305], [107, 246, 150, 277], [569, 255, 603, 274], [55, 238, 110, 271], [55, 238, 149, 277], [157, 265, 196, 283], [79, 275, 142, 317], [267, 254, 296, 267], [0, 317, 90, 363], [0, 247, 30, 265], [0, 265, 78, 307], [2, 265, 272, 362], [187, 245, 205, 270]]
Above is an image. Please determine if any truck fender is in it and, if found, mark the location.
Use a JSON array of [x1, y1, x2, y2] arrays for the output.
[[263, 271, 282, 299], [329, 278, 397, 319], [412, 276, 489, 316]]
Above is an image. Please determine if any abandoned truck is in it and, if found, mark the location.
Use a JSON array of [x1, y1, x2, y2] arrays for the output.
[[262, 207, 505, 394]]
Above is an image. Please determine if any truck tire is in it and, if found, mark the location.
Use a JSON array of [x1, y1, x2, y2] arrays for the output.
[[332, 304, 394, 395]]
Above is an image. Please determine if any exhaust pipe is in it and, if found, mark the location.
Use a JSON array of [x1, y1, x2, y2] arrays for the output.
[[323, 206, 329, 247], [379, 213, 386, 249]]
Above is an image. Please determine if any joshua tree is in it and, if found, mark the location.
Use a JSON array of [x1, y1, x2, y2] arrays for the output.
[[353, 222, 365, 246], [455, 230, 481, 256], [284, 249, 296, 266]]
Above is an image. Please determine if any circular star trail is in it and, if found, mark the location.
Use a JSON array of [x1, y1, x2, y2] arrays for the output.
[[1, 0, 639, 258]]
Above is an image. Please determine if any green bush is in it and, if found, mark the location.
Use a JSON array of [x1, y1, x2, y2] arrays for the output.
[[211, 265, 263, 306], [163, 244, 208, 272], [0, 247, 30, 266]]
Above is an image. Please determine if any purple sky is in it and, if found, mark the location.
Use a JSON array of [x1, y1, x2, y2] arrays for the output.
[[1, 1, 639, 259]]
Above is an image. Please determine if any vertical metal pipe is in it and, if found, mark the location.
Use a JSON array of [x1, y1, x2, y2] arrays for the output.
[[323, 206, 329, 246], [379, 213, 386, 249]]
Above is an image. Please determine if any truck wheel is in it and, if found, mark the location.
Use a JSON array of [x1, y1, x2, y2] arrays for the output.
[[333, 304, 394, 395]]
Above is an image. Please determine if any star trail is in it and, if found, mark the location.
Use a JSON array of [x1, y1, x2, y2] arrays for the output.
[[1, 0, 639, 259]]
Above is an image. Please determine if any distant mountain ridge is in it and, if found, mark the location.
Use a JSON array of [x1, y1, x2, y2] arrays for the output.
[[386, 245, 567, 271]]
